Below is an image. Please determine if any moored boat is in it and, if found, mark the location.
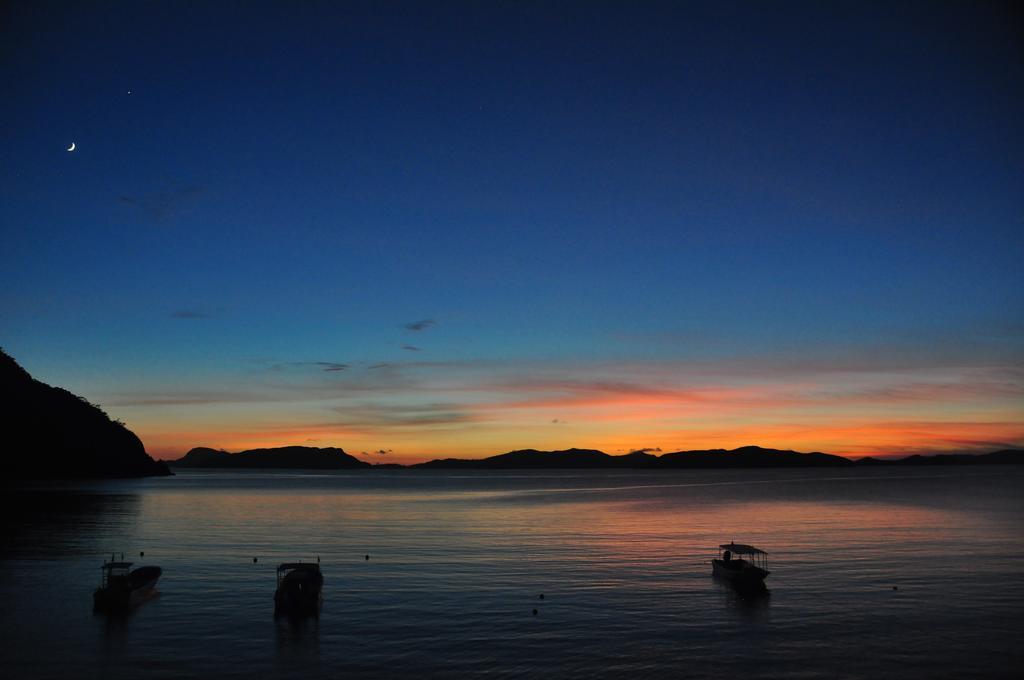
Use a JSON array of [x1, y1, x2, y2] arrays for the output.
[[93, 555, 162, 611], [712, 542, 770, 584], [274, 560, 323, 617]]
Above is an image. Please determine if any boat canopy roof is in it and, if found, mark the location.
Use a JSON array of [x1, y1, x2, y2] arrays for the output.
[[719, 543, 766, 555], [277, 562, 320, 572]]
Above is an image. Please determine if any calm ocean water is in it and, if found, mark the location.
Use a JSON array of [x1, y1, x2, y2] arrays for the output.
[[1, 467, 1021, 679]]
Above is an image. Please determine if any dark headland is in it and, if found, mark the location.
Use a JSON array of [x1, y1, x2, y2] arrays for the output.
[[169, 444, 1023, 470], [0, 349, 171, 479]]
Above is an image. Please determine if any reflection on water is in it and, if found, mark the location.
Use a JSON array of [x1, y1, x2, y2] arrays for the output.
[[1, 467, 1022, 679], [274, 616, 321, 680], [714, 575, 771, 621], [275, 616, 320, 659], [1, 487, 142, 560], [96, 608, 131, 654]]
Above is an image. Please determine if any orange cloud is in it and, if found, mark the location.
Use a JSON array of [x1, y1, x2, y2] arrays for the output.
[[111, 355, 1022, 463]]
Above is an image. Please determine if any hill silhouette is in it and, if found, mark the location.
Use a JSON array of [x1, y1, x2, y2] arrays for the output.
[[0, 349, 171, 479], [164, 442, 1024, 471], [412, 445, 854, 469], [414, 448, 613, 470], [412, 446, 1023, 469], [171, 446, 370, 469], [854, 449, 1024, 466], [658, 445, 851, 468]]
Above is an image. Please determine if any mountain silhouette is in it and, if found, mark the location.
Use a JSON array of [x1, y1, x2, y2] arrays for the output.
[[171, 446, 371, 469], [854, 449, 1024, 466], [412, 445, 854, 469], [658, 445, 851, 468], [0, 349, 171, 479], [165, 443, 1024, 471], [414, 448, 613, 469], [411, 445, 1022, 469]]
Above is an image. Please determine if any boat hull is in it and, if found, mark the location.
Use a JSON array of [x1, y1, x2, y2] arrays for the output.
[[712, 559, 769, 583], [94, 566, 162, 610], [274, 569, 323, 617]]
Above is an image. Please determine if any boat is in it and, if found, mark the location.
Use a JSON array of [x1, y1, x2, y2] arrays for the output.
[[93, 555, 162, 611], [712, 542, 770, 584], [274, 560, 323, 617]]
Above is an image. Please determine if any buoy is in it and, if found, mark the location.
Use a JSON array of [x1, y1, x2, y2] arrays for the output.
[[365, 554, 370, 561], [893, 586, 898, 591], [539, 594, 544, 600], [140, 551, 144, 557], [532, 608, 538, 616], [253, 557, 258, 563]]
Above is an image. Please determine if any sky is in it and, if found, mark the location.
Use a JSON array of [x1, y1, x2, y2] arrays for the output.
[[2, 1, 1022, 463]]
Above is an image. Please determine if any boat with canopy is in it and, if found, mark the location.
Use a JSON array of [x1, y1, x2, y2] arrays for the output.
[[93, 554, 162, 610], [712, 542, 770, 583], [274, 559, 323, 617]]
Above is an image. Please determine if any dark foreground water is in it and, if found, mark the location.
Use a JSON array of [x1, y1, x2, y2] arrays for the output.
[[1, 467, 1022, 679]]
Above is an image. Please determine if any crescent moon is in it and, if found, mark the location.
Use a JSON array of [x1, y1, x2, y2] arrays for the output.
[[67, 142, 76, 152]]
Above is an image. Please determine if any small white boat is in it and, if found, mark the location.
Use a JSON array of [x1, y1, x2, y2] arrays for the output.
[[712, 542, 770, 584]]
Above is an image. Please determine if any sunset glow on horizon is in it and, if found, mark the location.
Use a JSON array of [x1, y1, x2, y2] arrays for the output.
[[67, 349, 1021, 463], [2, 2, 1021, 464]]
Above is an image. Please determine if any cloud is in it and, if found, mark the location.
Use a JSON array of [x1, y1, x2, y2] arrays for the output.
[[103, 346, 1024, 462], [826, 373, 1024, 402], [401, 345, 422, 352], [331, 402, 475, 430], [472, 378, 731, 412], [404, 319, 436, 332], [465, 364, 1024, 416], [270, 361, 350, 372], [105, 354, 1024, 417], [120, 185, 203, 221], [307, 362, 348, 372], [631, 447, 662, 454], [102, 390, 278, 407]]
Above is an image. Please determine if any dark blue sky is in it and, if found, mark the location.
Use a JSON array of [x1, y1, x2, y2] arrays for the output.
[[2, 1, 1021, 459]]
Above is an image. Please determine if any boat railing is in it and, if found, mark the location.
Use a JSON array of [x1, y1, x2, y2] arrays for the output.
[[275, 558, 321, 586], [99, 554, 133, 588], [717, 543, 769, 570]]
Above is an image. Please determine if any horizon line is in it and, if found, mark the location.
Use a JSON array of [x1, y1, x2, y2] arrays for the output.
[[157, 442, 1023, 465]]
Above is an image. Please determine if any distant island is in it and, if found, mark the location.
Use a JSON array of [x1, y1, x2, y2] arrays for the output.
[[411, 446, 1024, 469], [1, 349, 171, 479], [411, 446, 853, 469], [172, 446, 371, 469], [168, 444, 1024, 470]]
